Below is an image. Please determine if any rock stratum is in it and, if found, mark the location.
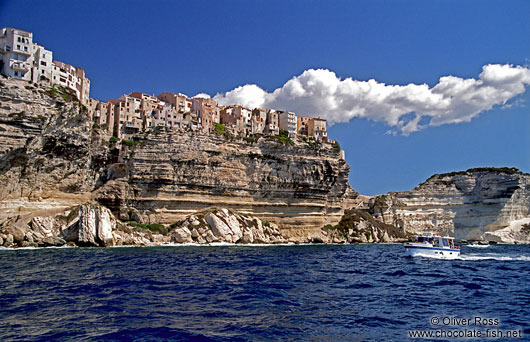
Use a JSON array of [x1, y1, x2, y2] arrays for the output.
[[0, 77, 528, 246], [361, 168, 530, 244]]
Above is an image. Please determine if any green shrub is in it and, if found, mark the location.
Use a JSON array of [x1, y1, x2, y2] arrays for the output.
[[298, 135, 308, 143], [261, 220, 270, 227], [109, 136, 119, 145], [274, 130, 294, 145], [126, 221, 169, 235], [307, 138, 320, 150], [244, 136, 257, 143], [420, 167, 526, 186], [215, 123, 226, 135], [332, 140, 341, 152], [121, 139, 137, 148]]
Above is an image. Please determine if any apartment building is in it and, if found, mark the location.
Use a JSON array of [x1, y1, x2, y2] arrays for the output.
[[51, 61, 90, 106], [278, 111, 297, 137], [0, 27, 90, 106], [152, 103, 183, 128], [297, 116, 311, 136], [0, 28, 34, 81], [31, 43, 53, 83], [307, 117, 327, 142], [265, 110, 280, 135], [157, 92, 192, 114], [192, 97, 220, 133], [220, 105, 252, 136], [251, 108, 267, 134]]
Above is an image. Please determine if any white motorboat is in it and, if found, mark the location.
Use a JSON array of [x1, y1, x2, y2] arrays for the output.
[[404, 233, 460, 259]]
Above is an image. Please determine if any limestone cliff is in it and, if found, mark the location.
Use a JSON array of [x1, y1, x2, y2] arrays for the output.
[[362, 168, 530, 243], [94, 129, 357, 240], [0, 77, 357, 244]]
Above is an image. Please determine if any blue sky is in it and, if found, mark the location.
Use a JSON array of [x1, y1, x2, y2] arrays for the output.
[[1, 0, 529, 195]]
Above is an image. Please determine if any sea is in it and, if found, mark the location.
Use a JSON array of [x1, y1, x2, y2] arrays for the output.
[[0, 244, 529, 342]]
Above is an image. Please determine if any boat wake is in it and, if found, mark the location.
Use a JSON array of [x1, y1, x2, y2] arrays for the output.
[[459, 254, 530, 261], [467, 244, 490, 248], [409, 252, 530, 261]]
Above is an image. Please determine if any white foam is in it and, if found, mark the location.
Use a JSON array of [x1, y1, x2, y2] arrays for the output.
[[467, 244, 490, 248], [459, 254, 530, 261], [407, 251, 530, 261], [110, 242, 302, 248], [0, 245, 77, 251], [408, 252, 460, 260]]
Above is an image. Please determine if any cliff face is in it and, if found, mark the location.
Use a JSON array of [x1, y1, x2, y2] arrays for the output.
[[94, 130, 357, 239], [363, 169, 530, 243], [0, 78, 357, 243], [0, 79, 109, 221]]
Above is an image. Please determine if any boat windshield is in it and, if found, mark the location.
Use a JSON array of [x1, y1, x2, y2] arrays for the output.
[[416, 236, 433, 243], [441, 238, 450, 247]]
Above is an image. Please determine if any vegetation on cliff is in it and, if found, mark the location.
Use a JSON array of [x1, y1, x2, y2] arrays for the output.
[[323, 209, 407, 243], [420, 167, 527, 186]]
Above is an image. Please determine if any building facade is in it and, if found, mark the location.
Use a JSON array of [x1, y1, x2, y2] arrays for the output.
[[0, 28, 34, 81], [307, 117, 327, 142], [297, 116, 311, 136], [278, 111, 297, 137], [0, 27, 90, 105]]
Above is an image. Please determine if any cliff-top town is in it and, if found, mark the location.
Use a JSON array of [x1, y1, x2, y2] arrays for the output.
[[1, 27, 328, 142]]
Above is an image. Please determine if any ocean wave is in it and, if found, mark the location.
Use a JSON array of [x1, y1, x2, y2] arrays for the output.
[[467, 244, 490, 248]]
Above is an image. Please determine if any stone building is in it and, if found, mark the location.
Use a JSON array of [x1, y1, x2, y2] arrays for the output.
[[251, 108, 267, 134], [297, 116, 311, 136], [265, 109, 280, 135], [307, 117, 327, 142]]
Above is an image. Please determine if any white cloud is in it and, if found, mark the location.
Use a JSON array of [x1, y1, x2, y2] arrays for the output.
[[212, 64, 530, 135], [193, 93, 211, 99]]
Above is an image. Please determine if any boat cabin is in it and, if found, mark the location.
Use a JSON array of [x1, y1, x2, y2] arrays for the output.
[[412, 233, 457, 249]]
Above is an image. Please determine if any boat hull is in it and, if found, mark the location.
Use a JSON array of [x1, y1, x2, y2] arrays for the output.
[[404, 245, 460, 259]]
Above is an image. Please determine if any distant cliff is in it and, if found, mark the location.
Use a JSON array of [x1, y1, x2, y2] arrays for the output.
[[362, 168, 530, 243], [0, 77, 357, 246]]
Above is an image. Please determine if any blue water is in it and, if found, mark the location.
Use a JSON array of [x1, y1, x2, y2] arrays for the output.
[[0, 244, 529, 341]]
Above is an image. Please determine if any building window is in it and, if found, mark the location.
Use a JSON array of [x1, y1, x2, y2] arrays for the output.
[[40, 61, 46, 66], [16, 44, 20, 50]]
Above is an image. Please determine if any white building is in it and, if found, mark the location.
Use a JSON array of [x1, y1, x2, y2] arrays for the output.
[[0, 27, 34, 80], [0, 27, 90, 105], [51, 61, 90, 105], [31, 43, 53, 83], [278, 110, 297, 137]]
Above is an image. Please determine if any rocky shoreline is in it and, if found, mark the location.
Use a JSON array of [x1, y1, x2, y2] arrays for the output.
[[1, 204, 410, 248]]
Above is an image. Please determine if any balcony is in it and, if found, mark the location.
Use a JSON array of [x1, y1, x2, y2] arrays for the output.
[[10, 60, 30, 71], [0, 46, 10, 54]]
